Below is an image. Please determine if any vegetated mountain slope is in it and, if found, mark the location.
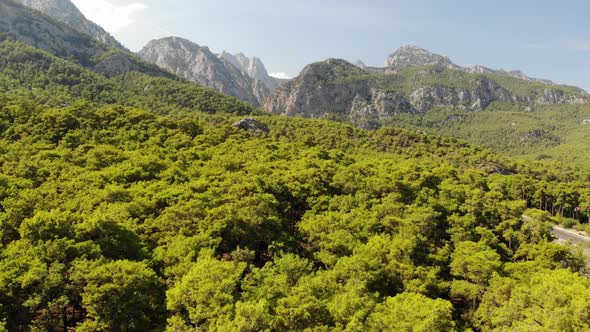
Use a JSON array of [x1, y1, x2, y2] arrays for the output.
[[0, 0, 171, 78], [1, 34, 590, 331], [15, 0, 127, 50], [139, 37, 270, 106], [219, 51, 282, 90], [387, 102, 590, 167], [0, 37, 259, 116]]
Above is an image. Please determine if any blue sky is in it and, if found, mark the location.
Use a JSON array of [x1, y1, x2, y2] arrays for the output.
[[73, 0, 590, 90]]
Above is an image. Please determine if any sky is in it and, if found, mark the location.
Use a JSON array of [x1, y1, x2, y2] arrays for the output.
[[71, 0, 590, 90]]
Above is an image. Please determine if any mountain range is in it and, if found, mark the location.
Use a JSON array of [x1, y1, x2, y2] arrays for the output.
[[266, 46, 587, 129], [137, 39, 288, 106], [4, 0, 590, 166]]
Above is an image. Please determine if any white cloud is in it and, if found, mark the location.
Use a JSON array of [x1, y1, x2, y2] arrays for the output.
[[269, 72, 292, 79], [72, 0, 148, 33]]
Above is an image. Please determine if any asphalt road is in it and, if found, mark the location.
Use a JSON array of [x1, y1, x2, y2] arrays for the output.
[[552, 226, 590, 245], [522, 215, 590, 246]]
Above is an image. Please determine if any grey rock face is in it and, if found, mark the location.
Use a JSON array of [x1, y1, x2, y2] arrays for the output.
[[0, 0, 101, 63], [219, 51, 280, 90], [16, 0, 126, 50], [466, 65, 495, 74], [513, 89, 588, 105], [409, 77, 512, 112], [265, 59, 417, 129], [139, 37, 269, 106], [350, 90, 416, 129], [233, 118, 270, 134], [386, 45, 459, 69]]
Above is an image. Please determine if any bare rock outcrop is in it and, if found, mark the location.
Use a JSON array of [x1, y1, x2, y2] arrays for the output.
[[139, 37, 269, 106]]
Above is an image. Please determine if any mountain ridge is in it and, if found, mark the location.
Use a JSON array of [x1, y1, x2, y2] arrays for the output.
[[0, 0, 172, 78], [386, 44, 572, 89], [139, 36, 270, 106], [265, 56, 588, 129], [14, 0, 127, 50]]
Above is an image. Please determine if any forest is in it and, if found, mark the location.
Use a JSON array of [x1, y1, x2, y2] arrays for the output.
[[1, 38, 590, 331]]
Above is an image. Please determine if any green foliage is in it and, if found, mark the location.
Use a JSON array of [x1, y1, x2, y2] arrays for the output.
[[451, 241, 502, 285], [476, 269, 590, 331], [166, 254, 247, 329], [1, 37, 589, 332], [72, 260, 166, 331], [366, 292, 455, 332]]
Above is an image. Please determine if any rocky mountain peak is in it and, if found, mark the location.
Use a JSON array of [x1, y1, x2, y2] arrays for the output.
[[297, 59, 365, 81], [139, 36, 269, 106], [386, 45, 457, 69], [15, 0, 126, 50], [218, 51, 279, 90]]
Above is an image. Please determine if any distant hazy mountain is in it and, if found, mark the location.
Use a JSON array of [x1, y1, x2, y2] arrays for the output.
[[354, 60, 368, 69], [139, 37, 270, 106], [218, 51, 281, 90], [0, 0, 170, 78], [266, 46, 588, 129], [386, 45, 459, 69], [388, 45, 559, 85], [15, 0, 126, 50]]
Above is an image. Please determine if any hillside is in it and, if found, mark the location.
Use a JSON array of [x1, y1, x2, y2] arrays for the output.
[[15, 0, 127, 50], [383, 102, 590, 167], [0, 0, 171, 78], [1, 34, 590, 332]]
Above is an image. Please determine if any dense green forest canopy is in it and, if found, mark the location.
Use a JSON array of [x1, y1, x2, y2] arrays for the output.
[[1, 34, 590, 332]]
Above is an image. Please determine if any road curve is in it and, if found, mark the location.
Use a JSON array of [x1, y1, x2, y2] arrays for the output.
[[523, 215, 590, 246]]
